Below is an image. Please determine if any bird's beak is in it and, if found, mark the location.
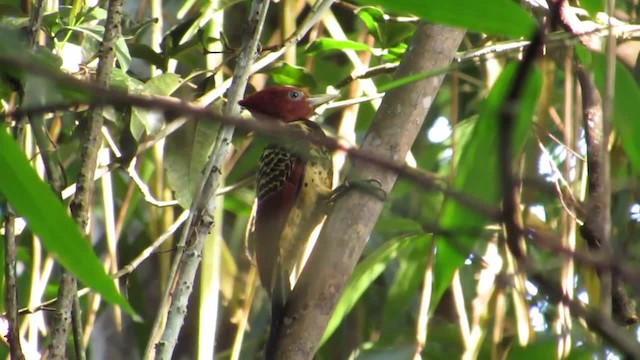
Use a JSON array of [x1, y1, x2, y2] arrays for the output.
[[307, 93, 340, 107]]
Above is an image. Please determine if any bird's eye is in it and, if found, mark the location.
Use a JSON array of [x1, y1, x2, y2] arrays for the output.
[[288, 90, 303, 100]]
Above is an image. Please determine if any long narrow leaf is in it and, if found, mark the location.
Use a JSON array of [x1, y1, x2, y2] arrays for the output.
[[319, 235, 419, 346], [0, 128, 134, 314], [431, 63, 542, 310], [355, 0, 535, 38]]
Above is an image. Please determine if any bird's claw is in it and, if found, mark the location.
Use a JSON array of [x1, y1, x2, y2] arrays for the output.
[[330, 178, 387, 203]]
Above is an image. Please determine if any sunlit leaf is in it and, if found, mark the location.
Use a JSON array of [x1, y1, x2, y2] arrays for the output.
[[357, 7, 385, 42], [354, 0, 536, 38], [267, 63, 317, 88], [306, 38, 373, 55]]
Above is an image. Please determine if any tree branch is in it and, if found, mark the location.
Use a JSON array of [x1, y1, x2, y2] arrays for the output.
[[3, 204, 25, 360], [271, 23, 466, 359], [146, 0, 272, 358], [49, 0, 123, 358], [576, 66, 635, 324]]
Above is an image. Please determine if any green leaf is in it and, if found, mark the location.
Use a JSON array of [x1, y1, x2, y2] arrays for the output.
[[109, 68, 144, 93], [128, 43, 165, 70], [306, 38, 373, 55], [144, 73, 182, 96], [354, 0, 536, 38], [432, 63, 542, 310], [121, 17, 157, 40], [64, 24, 131, 71], [0, 0, 23, 16], [381, 235, 430, 335], [267, 63, 317, 88], [373, 213, 422, 239], [222, 191, 254, 217], [0, 128, 134, 315], [582, 51, 640, 173], [23, 75, 63, 108], [377, 64, 454, 93], [130, 73, 182, 137], [580, 0, 603, 16], [165, 118, 220, 209], [356, 344, 415, 360], [320, 235, 417, 346], [357, 7, 385, 43]]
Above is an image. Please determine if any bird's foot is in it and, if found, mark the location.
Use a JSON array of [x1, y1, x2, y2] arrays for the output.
[[330, 178, 387, 203]]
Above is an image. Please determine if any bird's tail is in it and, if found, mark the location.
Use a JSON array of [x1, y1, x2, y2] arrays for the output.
[[265, 271, 290, 359], [265, 298, 284, 360]]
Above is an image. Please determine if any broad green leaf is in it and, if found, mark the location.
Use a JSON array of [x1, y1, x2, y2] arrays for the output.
[[144, 73, 182, 96], [381, 234, 430, 335], [267, 63, 317, 88], [128, 43, 165, 69], [432, 63, 542, 310], [381, 42, 407, 63], [165, 118, 220, 209], [222, 190, 254, 217], [109, 68, 144, 93], [373, 214, 423, 239], [583, 51, 640, 173], [0, 0, 22, 16], [507, 339, 556, 360], [580, 0, 603, 16], [355, 0, 536, 38], [0, 128, 134, 314], [131, 73, 182, 137], [306, 38, 373, 55], [508, 338, 598, 359], [320, 235, 417, 346], [23, 76, 63, 108], [64, 24, 131, 71], [377, 64, 458, 93], [357, 7, 385, 43], [356, 344, 415, 360]]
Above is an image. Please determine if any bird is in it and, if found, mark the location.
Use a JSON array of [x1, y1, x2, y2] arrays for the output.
[[239, 86, 339, 358]]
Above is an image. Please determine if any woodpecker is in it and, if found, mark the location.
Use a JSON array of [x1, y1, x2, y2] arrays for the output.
[[239, 86, 338, 357]]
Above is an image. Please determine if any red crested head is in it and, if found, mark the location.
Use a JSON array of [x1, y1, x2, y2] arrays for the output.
[[239, 86, 338, 122]]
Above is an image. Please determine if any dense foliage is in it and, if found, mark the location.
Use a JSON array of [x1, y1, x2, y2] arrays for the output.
[[1, 0, 640, 359]]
